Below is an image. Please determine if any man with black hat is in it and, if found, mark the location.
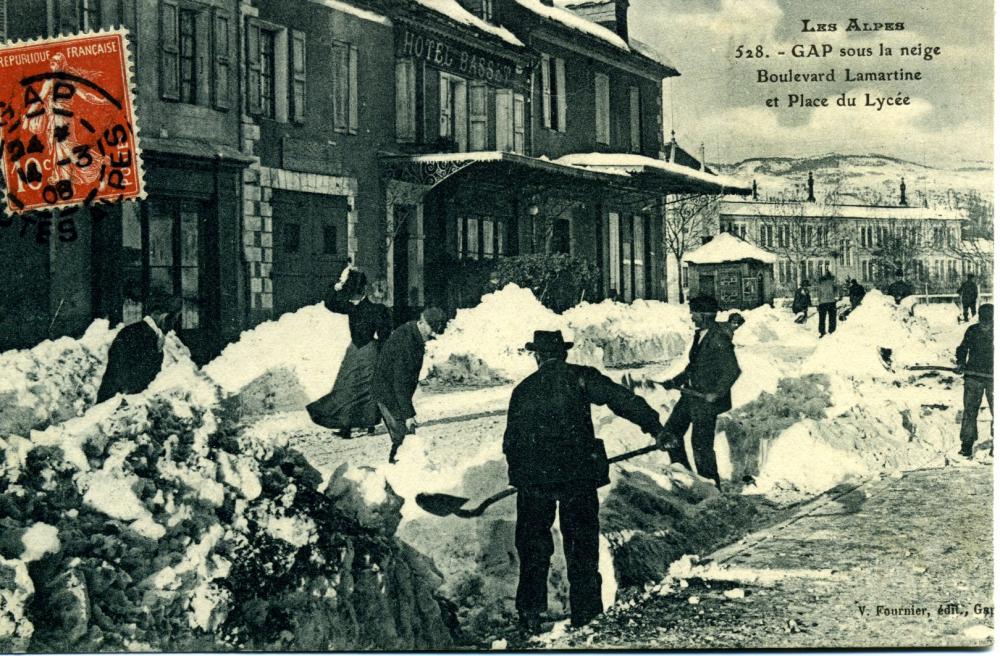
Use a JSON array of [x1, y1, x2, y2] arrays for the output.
[[956, 303, 993, 458], [96, 292, 182, 403], [503, 330, 662, 632], [958, 273, 979, 322], [659, 295, 741, 487], [372, 306, 448, 463]]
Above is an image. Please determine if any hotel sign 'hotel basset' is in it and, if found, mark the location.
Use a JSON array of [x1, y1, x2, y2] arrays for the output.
[[1, 0, 748, 359]]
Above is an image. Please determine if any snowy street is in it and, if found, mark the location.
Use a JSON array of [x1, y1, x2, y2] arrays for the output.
[[534, 462, 994, 649]]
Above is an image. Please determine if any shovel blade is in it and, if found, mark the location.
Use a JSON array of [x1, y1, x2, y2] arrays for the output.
[[415, 492, 474, 517]]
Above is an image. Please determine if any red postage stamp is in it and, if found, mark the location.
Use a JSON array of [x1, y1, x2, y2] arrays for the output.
[[0, 29, 144, 214]]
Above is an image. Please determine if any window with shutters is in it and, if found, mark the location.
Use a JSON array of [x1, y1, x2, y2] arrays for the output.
[[628, 85, 641, 152], [438, 72, 467, 150], [290, 30, 306, 122], [333, 41, 358, 134], [470, 83, 489, 151], [594, 72, 610, 144], [540, 54, 566, 132], [161, 1, 229, 109], [395, 58, 416, 142], [494, 87, 512, 151], [246, 19, 290, 122]]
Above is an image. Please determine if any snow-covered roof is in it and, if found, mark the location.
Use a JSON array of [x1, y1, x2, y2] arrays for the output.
[[721, 200, 967, 221], [516, 0, 629, 51], [628, 36, 676, 71], [556, 152, 751, 192], [413, 0, 525, 47], [316, 0, 392, 26], [683, 232, 778, 265]]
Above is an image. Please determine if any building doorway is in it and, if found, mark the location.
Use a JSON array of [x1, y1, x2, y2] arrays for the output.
[[271, 190, 349, 317]]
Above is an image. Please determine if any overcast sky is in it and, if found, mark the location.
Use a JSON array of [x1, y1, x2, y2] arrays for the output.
[[630, 0, 993, 165]]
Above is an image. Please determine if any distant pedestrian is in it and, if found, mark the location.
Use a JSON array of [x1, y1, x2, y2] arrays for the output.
[[97, 292, 182, 403], [659, 296, 741, 487], [848, 278, 866, 309], [307, 264, 393, 438], [372, 306, 448, 463], [814, 272, 838, 337], [792, 280, 811, 324], [958, 274, 979, 322], [503, 330, 662, 632], [956, 303, 993, 459], [886, 270, 914, 305]]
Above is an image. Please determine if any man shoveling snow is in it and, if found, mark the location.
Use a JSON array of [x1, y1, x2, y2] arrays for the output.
[[956, 303, 993, 459], [502, 330, 664, 633]]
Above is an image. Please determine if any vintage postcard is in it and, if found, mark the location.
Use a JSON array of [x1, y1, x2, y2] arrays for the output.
[[0, 0, 992, 652]]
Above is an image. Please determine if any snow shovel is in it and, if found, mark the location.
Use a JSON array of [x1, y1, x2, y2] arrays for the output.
[[415, 443, 662, 519], [877, 350, 993, 380]]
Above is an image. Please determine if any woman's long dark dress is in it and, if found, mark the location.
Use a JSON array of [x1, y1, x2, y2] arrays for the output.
[[306, 290, 393, 430]]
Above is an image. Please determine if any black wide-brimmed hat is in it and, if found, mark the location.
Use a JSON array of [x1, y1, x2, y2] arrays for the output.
[[525, 330, 573, 352], [688, 295, 719, 313]]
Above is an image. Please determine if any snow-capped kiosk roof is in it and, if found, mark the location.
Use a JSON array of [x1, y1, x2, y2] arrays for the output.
[[683, 232, 778, 265]]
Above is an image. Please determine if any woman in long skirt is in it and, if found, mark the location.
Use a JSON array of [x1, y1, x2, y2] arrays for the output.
[[307, 266, 393, 437]]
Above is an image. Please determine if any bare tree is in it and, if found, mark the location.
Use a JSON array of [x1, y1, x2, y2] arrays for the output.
[[661, 193, 720, 303]]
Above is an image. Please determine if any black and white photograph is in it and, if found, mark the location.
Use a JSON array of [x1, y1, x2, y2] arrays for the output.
[[0, 0, 993, 651]]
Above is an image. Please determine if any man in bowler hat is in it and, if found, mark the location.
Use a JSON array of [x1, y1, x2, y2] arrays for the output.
[[372, 306, 448, 463], [503, 330, 663, 632], [659, 295, 741, 487]]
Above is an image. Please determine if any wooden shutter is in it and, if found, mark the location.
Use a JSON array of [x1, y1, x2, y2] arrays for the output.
[[160, 0, 179, 100], [469, 82, 488, 150], [629, 86, 640, 151], [395, 59, 416, 141], [540, 54, 551, 129], [348, 44, 358, 134], [594, 72, 609, 144], [495, 89, 512, 151], [554, 57, 566, 132], [453, 78, 467, 151], [290, 30, 306, 122], [212, 9, 231, 109], [245, 18, 262, 114], [513, 93, 525, 154]]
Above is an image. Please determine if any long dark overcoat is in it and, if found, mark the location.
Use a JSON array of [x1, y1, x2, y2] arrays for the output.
[[96, 321, 163, 403]]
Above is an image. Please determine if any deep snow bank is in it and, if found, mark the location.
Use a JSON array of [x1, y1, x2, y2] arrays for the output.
[[1, 353, 453, 651], [565, 299, 692, 368], [0, 321, 117, 438], [204, 304, 351, 403]]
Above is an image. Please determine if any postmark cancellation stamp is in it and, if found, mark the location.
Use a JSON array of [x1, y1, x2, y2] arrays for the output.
[[0, 28, 144, 214]]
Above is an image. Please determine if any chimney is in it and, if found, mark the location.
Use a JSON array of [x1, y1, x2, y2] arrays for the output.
[[699, 142, 706, 172], [899, 178, 908, 206], [560, 0, 629, 41], [752, 179, 758, 200], [614, 0, 629, 42], [806, 172, 815, 202]]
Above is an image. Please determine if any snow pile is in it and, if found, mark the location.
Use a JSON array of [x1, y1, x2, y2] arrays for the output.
[[424, 285, 591, 383], [803, 290, 951, 392], [730, 304, 814, 351], [204, 304, 351, 402], [1, 355, 453, 650], [0, 320, 117, 437], [564, 300, 692, 368]]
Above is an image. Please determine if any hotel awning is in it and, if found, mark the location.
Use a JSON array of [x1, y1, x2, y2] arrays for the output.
[[382, 151, 750, 196], [382, 151, 625, 191], [556, 152, 752, 196]]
